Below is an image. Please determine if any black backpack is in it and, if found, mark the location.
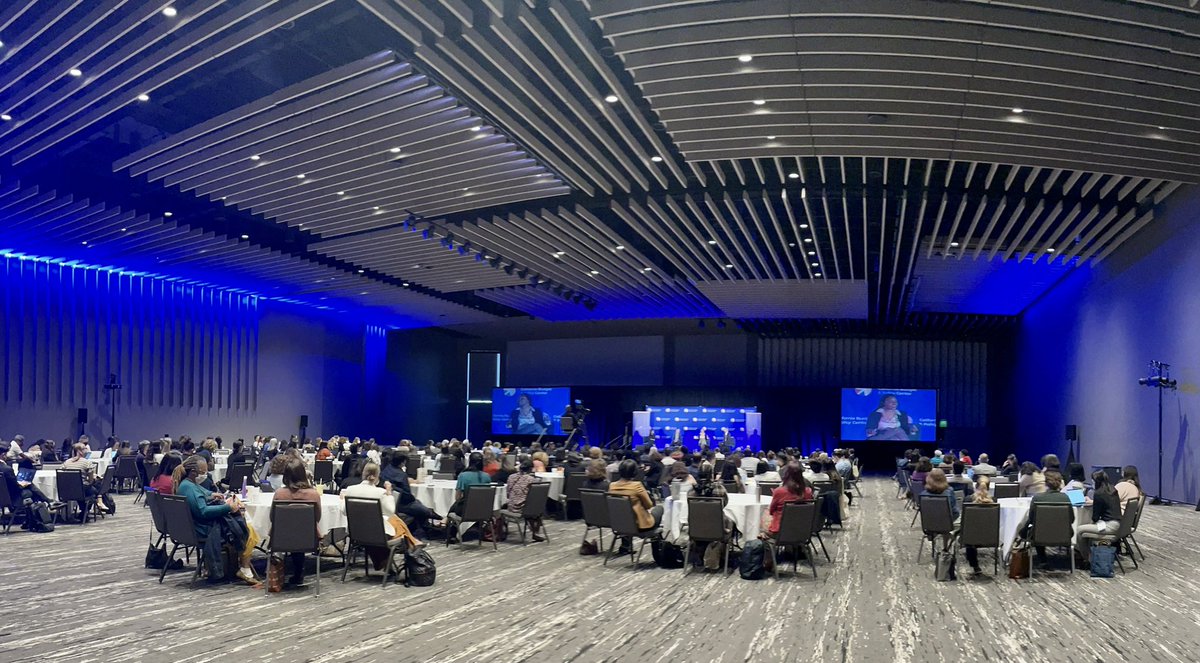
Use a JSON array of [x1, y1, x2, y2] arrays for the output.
[[404, 548, 437, 587], [651, 539, 685, 568], [26, 501, 55, 533], [739, 539, 766, 580]]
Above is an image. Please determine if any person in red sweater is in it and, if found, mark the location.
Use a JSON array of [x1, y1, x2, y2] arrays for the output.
[[481, 449, 501, 478], [766, 461, 813, 537]]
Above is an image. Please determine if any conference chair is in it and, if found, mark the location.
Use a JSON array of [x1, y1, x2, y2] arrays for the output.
[[446, 485, 498, 551], [722, 480, 742, 494], [267, 500, 322, 595], [432, 472, 455, 481], [158, 494, 205, 586], [343, 497, 407, 586], [579, 488, 610, 553], [1029, 502, 1075, 575], [764, 501, 819, 579], [561, 472, 585, 520], [1080, 498, 1141, 574], [713, 459, 726, 476], [313, 460, 334, 486], [916, 494, 955, 563], [95, 466, 115, 518], [1128, 495, 1147, 561], [137, 461, 158, 504], [437, 457, 457, 475], [224, 464, 255, 494], [811, 498, 832, 561], [956, 503, 1001, 574], [994, 483, 1021, 499], [603, 494, 661, 569], [113, 456, 140, 494], [0, 484, 30, 534], [683, 496, 736, 576], [145, 492, 169, 551], [758, 481, 781, 497], [56, 470, 96, 524], [405, 455, 421, 480], [500, 482, 551, 545]]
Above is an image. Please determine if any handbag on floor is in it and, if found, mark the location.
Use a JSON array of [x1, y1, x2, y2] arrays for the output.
[[267, 556, 285, 593], [1008, 545, 1031, 579], [404, 548, 437, 587], [579, 539, 599, 555], [935, 549, 957, 581], [1090, 544, 1116, 578]]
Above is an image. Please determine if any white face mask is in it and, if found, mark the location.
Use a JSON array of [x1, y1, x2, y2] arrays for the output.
[[196, 473, 209, 484]]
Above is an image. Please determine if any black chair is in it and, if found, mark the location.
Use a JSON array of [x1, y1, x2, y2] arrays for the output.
[[722, 480, 742, 494], [579, 488, 610, 552], [158, 494, 205, 585], [500, 482, 551, 544], [114, 456, 140, 493], [993, 483, 1021, 499], [446, 485, 498, 550], [145, 492, 170, 550], [917, 494, 955, 562], [437, 457, 457, 475], [1127, 495, 1147, 561], [1029, 502, 1075, 575], [432, 472, 455, 481], [683, 496, 735, 576], [561, 472, 585, 520], [713, 459, 726, 476], [956, 502, 1001, 574], [56, 470, 96, 524], [224, 464, 255, 493], [603, 494, 660, 568], [757, 481, 781, 497], [137, 461, 158, 504], [1080, 498, 1141, 574], [0, 484, 29, 534], [811, 497, 831, 561], [405, 455, 421, 479], [950, 482, 968, 502], [313, 460, 334, 485], [342, 497, 407, 586], [267, 500, 322, 595], [764, 501, 819, 579]]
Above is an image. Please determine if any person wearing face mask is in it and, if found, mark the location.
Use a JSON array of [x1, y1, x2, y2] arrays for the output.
[[173, 455, 257, 585]]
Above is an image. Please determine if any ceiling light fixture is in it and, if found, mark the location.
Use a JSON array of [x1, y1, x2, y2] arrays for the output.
[[1011, 107, 1024, 114], [81, 241, 87, 245], [810, 262, 819, 267], [766, 135, 776, 140], [337, 191, 345, 195], [807, 251, 815, 255], [0, 114, 11, 121], [650, 156, 663, 163], [724, 264, 734, 269], [804, 238, 812, 243], [163, 211, 172, 217], [752, 99, 766, 106], [136, 93, 150, 102], [738, 54, 754, 63], [799, 223, 809, 229], [589, 270, 599, 275], [470, 125, 482, 132], [643, 267, 653, 272], [604, 94, 619, 103], [296, 174, 305, 179], [788, 242, 796, 247], [950, 241, 960, 247], [249, 155, 260, 161], [787, 172, 799, 179], [162, 6, 178, 17], [614, 245, 625, 250], [402, 282, 409, 287], [240, 234, 249, 240], [357, 269, 365, 273], [707, 239, 717, 245], [1046, 247, 1056, 252], [389, 147, 401, 153], [68, 68, 82, 77], [120, 228, 127, 232], [814, 272, 823, 277]]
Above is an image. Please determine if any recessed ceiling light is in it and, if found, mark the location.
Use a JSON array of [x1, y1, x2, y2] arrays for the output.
[[0, 114, 11, 121], [707, 239, 717, 245], [788, 242, 796, 247], [604, 94, 619, 103], [787, 172, 799, 179], [402, 282, 409, 287], [810, 262, 819, 267], [724, 264, 734, 269], [804, 238, 812, 243], [737, 55, 753, 63], [240, 234, 249, 240], [766, 135, 776, 140], [136, 93, 150, 102], [120, 228, 127, 232], [650, 156, 663, 162], [949, 241, 959, 247], [81, 240, 88, 245], [553, 251, 566, 256], [643, 267, 653, 272], [814, 272, 823, 277], [589, 270, 599, 275], [250, 155, 260, 161], [1011, 107, 1024, 114], [614, 245, 625, 250], [163, 211, 173, 217], [373, 206, 380, 210], [752, 99, 766, 106], [68, 68, 82, 77], [389, 147, 401, 153], [357, 269, 365, 273], [470, 125, 482, 132], [360, 291, 368, 295], [807, 251, 815, 255], [296, 174, 305, 179], [337, 191, 345, 195], [1046, 247, 1056, 252], [162, 7, 178, 17], [799, 223, 809, 229]]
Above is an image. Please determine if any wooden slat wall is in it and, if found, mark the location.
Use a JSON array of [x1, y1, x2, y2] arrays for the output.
[[0, 256, 259, 411], [758, 337, 988, 427]]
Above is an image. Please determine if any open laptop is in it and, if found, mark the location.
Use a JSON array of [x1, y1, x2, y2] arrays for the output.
[[1064, 488, 1087, 507], [16, 466, 36, 487]]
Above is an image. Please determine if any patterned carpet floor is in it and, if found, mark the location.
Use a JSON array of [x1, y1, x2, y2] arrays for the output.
[[1, 478, 1196, 663]]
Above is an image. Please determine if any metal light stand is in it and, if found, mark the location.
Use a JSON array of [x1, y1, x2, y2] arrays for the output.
[[1138, 361, 1177, 506], [103, 374, 122, 440]]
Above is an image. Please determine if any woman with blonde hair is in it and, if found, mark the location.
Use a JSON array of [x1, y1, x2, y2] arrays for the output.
[[341, 462, 422, 553], [973, 475, 994, 504]]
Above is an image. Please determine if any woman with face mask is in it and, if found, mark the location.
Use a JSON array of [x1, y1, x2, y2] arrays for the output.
[[173, 455, 258, 585]]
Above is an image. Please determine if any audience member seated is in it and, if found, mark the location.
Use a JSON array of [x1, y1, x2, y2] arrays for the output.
[[150, 453, 182, 495], [765, 461, 812, 538], [962, 477, 995, 574], [583, 460, 610, 491], [920, 468, 959, 528], [451, 453, 492, 517], [642, 450, 664, 492], [971, 453, 997, 477], [342, 462, 422, 553], [1076, 470, 1121, 562], [387, 452, 441, 536], [719, 458, 744, 493], [999, 454, 1019, 475], [1115, 465, 1144, 512], [173, 455, 255, 585], [531, 451, 549, 473], [481, 450, 501, 478], [61, 442, 109, 515], [755, 461, 782, 483], [909, 457, 932, 490], [1021, 469, 1071, 567], [1, 452, 52, 529], [946, 461, 975, 498], [1041, 454, 1061, 474], [493, 453, 517, 486], [273, 456, 321, 586], [669, 461, 696, 488], [1018, 461, 1047, 496], [1064, 463, 1089, 495], [692, 461, 728, 505], [504, 458, 545, 542], [608, 459, 663, 548]]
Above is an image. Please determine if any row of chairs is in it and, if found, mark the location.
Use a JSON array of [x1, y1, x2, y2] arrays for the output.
[[445, 482, 552, 550]]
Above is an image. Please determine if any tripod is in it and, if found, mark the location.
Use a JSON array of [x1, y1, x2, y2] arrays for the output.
[[1138, 360, 1177, 505]]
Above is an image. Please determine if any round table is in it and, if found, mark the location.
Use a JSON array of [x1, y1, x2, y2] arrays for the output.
[[32, 469, 58, 501], [243, 491, 346, 539], [412, 479, 506, 516], [534, 472, 565, 501], [663, 492, 770, 541], [996, 496, 1091, 558]]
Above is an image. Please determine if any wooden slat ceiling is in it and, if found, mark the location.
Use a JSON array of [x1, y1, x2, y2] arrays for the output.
[[0, 0, 1193, 334]]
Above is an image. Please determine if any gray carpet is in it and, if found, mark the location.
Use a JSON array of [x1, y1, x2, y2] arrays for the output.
[[2, 478, 1197, 663]]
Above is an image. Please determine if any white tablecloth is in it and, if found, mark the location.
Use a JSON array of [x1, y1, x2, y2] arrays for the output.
[[423, 458, 438, 472], [664, 492, 770, 541], [996, 497, 1091, 558], [33, 469, 58, 501], [244, 492, 346, 539], [534, 472, 564, 501], [412, 479, 505, 516], [304, 459, 344, 476]]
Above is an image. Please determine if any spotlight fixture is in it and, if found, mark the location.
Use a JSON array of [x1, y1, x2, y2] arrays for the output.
[[804, 238, 812, 243], [950, 241, 959, 247], [240, 234, 249, 239], [650, 156, 663, 162], [68, 68, 82, 77], [807, 251, 815, 256], [810, 262, 819, 267], [752, 99, 765, 106], [766, 135, 776, 140], [163, 211, 172, 217], [1157, 125, 1166, 130], [799, 223, 809, 229], [402, 282, 410, 287], [787, 172, 799, 179], [724, 264, 733, 269], [296, 174, 306, 179], [357, 269, 365, 273], [814, 272, 823, 277], [604, 94, 619, 103], [614, 245, 625, 250], [470, 125, 482, 132], [0, 114, 11, 121], [589, 270, 599, 275], [389, 147, 402, 153], [788, 242, 796, 247], [136, 93, 150, 102], [1011, 107, 1024, 114], [337, 191, 345, 196], [1046, 247, 1056, 252], [707, 239, 717, 245], [250, 155, 261, 161], [737, 54, 754, 63], [642, 267, 653, 272], [162, 6, 178, 17]]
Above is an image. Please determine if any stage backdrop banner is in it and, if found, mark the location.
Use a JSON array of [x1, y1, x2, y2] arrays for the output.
[[644, 406, 759, 452]]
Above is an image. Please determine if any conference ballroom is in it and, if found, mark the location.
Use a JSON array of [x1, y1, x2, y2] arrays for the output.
[[3, 1, 1200, 661]]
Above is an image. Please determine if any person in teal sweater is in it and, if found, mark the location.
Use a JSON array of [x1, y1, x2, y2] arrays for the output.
[[175, 455, 256, 584]]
